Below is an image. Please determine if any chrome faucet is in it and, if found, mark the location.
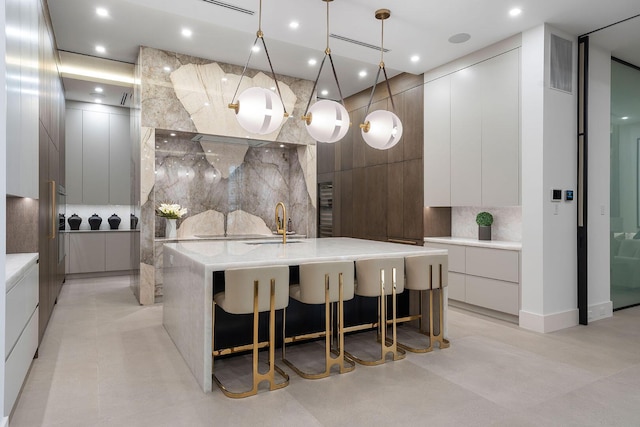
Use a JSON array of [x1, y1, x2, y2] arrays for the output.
[[275, 202, 287, 244]]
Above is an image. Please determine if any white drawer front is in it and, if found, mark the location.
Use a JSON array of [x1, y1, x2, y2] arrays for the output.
[[447, 272, 466, 301], [5, 263, 39, 358], [466, 276, 519, 315], [5, 309, 38, 414], [465, 247, 519, 283], [424, 243, 466, 273]]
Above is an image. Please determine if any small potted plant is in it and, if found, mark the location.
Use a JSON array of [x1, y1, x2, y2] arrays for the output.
[[476, 211, 493, 241]]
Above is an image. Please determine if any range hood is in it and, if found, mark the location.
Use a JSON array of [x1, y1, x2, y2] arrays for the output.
[[191, 133, 272, 147]]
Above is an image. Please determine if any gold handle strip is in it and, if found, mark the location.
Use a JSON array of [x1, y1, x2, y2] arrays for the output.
[[388, 238, 417, 245], [49, 180, 56, 240]]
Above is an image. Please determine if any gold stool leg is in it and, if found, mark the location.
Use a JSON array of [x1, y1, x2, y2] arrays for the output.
[[213, 279, 290, 398], [346, 268, 405, 366], [431, 265, 450, 349], [282, 273, 355, 379]]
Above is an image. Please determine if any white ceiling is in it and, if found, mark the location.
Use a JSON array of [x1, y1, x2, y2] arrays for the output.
[[48, 0, 640, 107]]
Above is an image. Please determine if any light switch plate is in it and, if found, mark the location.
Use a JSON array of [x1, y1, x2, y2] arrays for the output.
[[551, 189, 562, 202]]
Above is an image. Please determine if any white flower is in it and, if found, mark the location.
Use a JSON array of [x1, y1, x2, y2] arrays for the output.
[[156, 203, 187, 219]]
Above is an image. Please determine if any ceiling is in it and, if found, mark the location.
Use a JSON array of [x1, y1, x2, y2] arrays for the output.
[[48, 0, 640, 108]]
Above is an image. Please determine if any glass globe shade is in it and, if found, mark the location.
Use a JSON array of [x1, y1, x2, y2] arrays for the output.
[[235, 87, 285, 135], [361, 110, 403, 150], [304, 100, 350, 143]]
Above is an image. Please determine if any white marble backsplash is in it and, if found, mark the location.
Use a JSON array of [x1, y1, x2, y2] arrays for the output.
[[65, 204, 137, 231], [452, 206, 522, 242]]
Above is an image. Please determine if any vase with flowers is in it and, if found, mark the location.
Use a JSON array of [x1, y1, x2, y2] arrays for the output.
[[156, 203, 187, 239]]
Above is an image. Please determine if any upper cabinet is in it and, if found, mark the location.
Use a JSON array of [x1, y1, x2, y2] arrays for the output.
[[5, 0, 39, 199], [66, 102, 131, 205], [424, 48, 521, 207]]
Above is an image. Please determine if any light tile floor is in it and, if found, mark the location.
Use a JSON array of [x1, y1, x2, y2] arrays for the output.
[[9, 275, 640, 426]]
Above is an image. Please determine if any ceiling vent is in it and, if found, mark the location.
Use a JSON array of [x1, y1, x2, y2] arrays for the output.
[[191, 133, 270, 147], [120, 92, 131, 106], [330, 33, 389, 53], [200, 0, 255, 15]]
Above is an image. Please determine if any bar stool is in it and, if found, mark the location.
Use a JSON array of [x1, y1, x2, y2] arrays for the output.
[[402, 254, 450, 352], [212, 265, 290, 398], [282, 261, 356, 379], [344, 257, 406, 365]]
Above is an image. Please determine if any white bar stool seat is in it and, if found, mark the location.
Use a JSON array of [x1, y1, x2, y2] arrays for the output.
[[344, 257, 406, 365], [283, 260, 356, 379], [404, 254, 450, 351], [212, 265, 290, 398]]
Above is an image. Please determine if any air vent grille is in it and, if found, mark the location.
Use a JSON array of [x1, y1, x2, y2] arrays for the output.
[[201, 0, 255, 15], [330, 33, 389, 53], [120, 92, 131, 106]]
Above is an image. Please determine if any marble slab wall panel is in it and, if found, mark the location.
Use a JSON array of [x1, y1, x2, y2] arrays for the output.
[[139, 125, 156, 305], [139, 46, 314, 146], [131, 55, 143, 303], [452, 206, 522, 242], [6, 197, 38, 253]]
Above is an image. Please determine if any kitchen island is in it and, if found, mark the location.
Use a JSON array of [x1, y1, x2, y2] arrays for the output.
[[162, 237, 448, 392]]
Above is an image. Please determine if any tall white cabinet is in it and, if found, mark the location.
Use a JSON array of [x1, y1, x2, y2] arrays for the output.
[[424, 48, 521, 207], [66, 101, 131, 205]]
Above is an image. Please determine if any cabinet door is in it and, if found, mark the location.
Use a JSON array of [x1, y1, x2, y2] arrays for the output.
[[109, 113, 131, 204], [387, 162, 404, 239], [65, 108, 83, 203], [423, 76, 451, 206], [106, 233, 133, 271], [403, 158, 423, 241], [480, 49, 520, 206], [82, 110, 110, 204], [69, 233, 106, 274], [450, 66, 482, 206]]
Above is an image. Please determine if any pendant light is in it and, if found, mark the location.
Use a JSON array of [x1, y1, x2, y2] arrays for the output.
[[360, 9, 403, 150], [228, 0, 288, 135], [301, 0, 350, 143]]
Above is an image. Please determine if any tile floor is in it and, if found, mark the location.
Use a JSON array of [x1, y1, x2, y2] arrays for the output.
[[9, 275, 640, 426]]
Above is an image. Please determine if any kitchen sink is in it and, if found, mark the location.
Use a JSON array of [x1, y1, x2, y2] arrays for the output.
[[244, 240, 302, 245]]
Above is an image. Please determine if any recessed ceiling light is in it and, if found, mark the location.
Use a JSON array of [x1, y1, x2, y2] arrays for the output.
[[94, 99, 102, 104], [622, 116, 629, 120], [221, 77, 228, 82], [94, 87, 103, 93], [410, 55, 420, 63], [170, 133, 176, 137], [448, 33, 471, 44], [251, 45, 260, 53], [308, 59, 317, 66], [270, 86, 276, 91], [509, 8, 522, 17], [359, 70, 367, 78], [279, 144, 285, 148], [204, 102, 210, 106], [320, 89, 329, 96], [95, 45, 106, 54], [164, 140, 168, 143], [163, 66, 171, 72], [181, 28, 193, 37], [289, 21, 299, 29], [96, 7, 109, 17]]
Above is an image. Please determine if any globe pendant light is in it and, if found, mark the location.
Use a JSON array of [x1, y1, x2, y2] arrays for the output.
[[228, 0, 288, 135], [301, 0, 350, 143], [360, 9, 403, 150]]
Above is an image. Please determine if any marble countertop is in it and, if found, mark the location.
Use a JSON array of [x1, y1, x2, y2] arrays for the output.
[[165, 237, 447, 270], [424, 237, 522, 251], [5, 253, 38, 292], [155, 233, 305, 243]]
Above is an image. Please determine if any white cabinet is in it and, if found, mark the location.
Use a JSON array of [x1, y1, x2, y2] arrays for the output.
[[424, 75, 451, 206], [68, 231, 138, 274], [423, 48, 520, 207], [479, 49, 520, 206], [450, 64, 482, 206], [424, 241, 520, 316], [5, 0, 39, 199], [66, 102, 131, 205], [5, 258, 39, 414]]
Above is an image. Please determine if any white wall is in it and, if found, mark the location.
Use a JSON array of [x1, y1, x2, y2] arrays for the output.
[[520, 24, 579, 332], [1, 1, 9, 423], [587, 44, 613, 320]]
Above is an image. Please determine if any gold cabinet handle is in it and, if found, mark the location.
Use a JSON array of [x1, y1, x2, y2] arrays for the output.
[[388, 238, 417, 245], [49, 180, 56, 240]]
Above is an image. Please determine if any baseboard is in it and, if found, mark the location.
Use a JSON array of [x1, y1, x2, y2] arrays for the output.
[[588, 300, 613, 322], [519, 308, 579, 333]]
